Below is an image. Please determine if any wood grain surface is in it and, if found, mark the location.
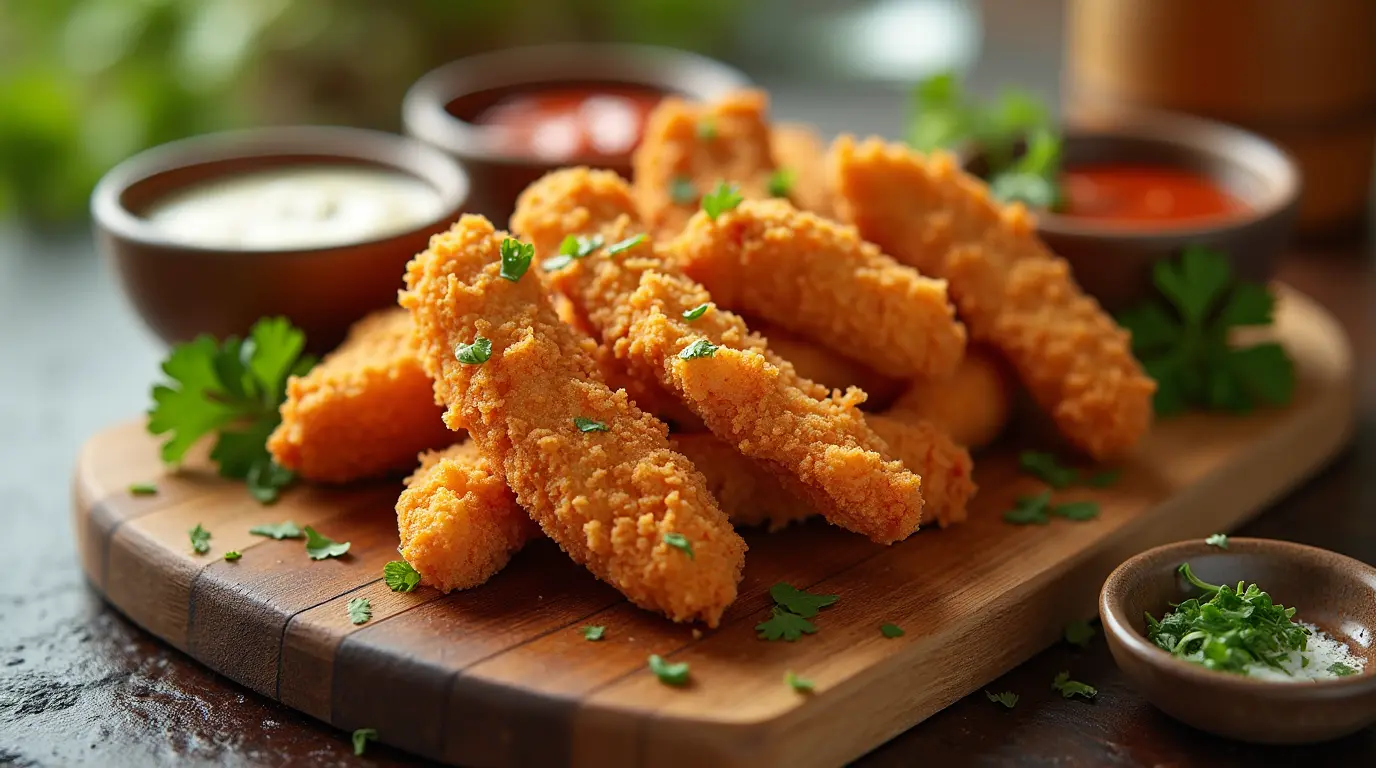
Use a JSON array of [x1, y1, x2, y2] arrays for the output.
[[70, 288, 1353, 767]]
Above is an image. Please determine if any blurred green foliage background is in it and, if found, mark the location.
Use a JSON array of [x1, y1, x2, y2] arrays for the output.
[[0, 0, 738, 225]]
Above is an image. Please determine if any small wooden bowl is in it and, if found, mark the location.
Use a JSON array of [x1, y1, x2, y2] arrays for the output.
[[963, 110, 1300, 311], [92, 126, 468, 350], [402, 43, 751, 225], [1100, 538, 1376, 744]]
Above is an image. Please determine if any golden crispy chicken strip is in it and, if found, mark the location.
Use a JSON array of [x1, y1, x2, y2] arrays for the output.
[[770, 122, 833, 217], [401, 215, 745, 626], [829, 136, 1155, 459], [888, 346, 1016, 451], [748, 320, 905, 408]]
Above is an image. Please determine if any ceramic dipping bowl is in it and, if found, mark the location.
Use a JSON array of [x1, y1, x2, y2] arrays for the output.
[[402, 43, 751, 225], [92, 126, 468, 350], [1100, 538, 1376, 744]]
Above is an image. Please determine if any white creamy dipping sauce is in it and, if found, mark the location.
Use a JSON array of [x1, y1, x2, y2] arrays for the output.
[[143, 165, 444, 250]]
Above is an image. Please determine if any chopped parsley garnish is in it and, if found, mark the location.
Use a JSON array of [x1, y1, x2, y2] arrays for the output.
[[1205, 533, 1229, 549], [1088, 470, 1121, 488], [785, 670, 815, 693], [1329, 662, 1358, 677], [696, 116, 717, 141], [128, 482, 158, 496], [678, 339, 717, 360], [582, 625, 606, 641], [147, 316, 314, 504], [455, 337, 492, 365], [189, 524, 211, 555], [573, 417, 609, 433], [1019, 451, 1080, 488], [1145, 562, 1310, 675], [223, 550, 241, 562], [1053, 501, 1101, 521], [347, 597, 372, 625], [543, 233, 605, 271], [880, 623, 905, 639], [770, 583, 839, 618], [669, 176, 697, 205], [303, 526, 350, 560], [498, 237, 534, 281], [701, 181, 743, 220], [1064, 620, 1096, 648], [681, 303, 711, 321], [985, 690, 1019, 709], [648, 654, 690, 686], [1052, 671, 1097, 699], [605, 234, 647, 256], [662, 532, 694, 559], [756, 607, 818, 641], [249, 520, 302, 540], [351, 728, 377, 756], [384, 560, 422, 592], [1118, 246, 1294, 417], [767, 168, 796, 198], [1003, 491, 1053, 525]]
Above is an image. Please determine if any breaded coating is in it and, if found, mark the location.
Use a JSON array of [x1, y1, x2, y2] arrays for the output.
[[513, 170, 927, 544], [633, 90, 775, 239], [669, 198, 967, 379], [865, 414, 976, 527], [396, 442, 541, 591], [770, 122, 833, 217], [888, 346, 1016, 450], [267, 308, 455, 482], [401, 215, 745, 626], [828, 136, 1155, 459], [750, 320, 905, 408]]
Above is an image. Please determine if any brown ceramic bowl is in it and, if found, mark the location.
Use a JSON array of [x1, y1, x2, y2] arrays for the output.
[[963, 110, 1300, 311], [1100, 538, 1376, 744], [92, 126, 468, 350], [402, 43, 751, 225]]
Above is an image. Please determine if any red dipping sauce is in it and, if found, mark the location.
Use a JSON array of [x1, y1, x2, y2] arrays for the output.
[[1060, 164, 1246, 228], [472, 86, 664, 162]]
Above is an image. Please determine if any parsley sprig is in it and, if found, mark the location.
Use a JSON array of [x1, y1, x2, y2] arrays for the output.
[[701, 181, 743, 220], [1052, 671, 1097, 700], [756, 582, 838, 642], [147, 317, 315, 504], [1118, 246, 1295, 417]]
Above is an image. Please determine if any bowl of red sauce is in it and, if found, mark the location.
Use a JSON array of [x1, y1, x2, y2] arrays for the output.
[[403, 44, 751, 225], [968, 110, 1299, 310]]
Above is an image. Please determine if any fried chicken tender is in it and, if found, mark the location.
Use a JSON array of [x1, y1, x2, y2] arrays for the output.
[[749, 320, 905, 408], [669, 198, 967, 380], [513, 169, 927, 544], [770, 122, 833, 217], [267, 308, 454, 482], [888, 346, 1015, 451], [828, 136, 1155, 459], [396, 442, 541, 592], [633, 90, 775, 239], [401, 215, 745, 625], [865, 414, 976, 527]]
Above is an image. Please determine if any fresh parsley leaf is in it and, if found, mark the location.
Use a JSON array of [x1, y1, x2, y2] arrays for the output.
[[128, 482, 158, 496], [455, 337, 492, 365], [582, 625, 606, 641], [1003, 491, 1052, 525], [989, 171, 1057, 209], [985, 690, 1019, 709], [1329, 662, 1358, 677], [573, 416, 609, 433], [1205, 533, 1229, 549], [769, 583, 838, 619], [756, 607, 818, 641], [669, 176, 697, 205], [1087, 469, 1121, 488], [1051, 501, 1100, 521], [384, 560, 422, 592], [663, 532, 694, 559], [1019, 451, 1079, 488], [499, 237, 534, 281], [541, 254, 574, 272], [682, 303, 711, 321], [189, 523, 211, 555], [648, 654, 690, 686], [678, 339, 717, 360], [347, 597, 372, 625], [605, 234, 647, 256], [880, 623, 905, 639], [249, 520, 302, 540], [1302, 655, 1310, 668], [767, 168, 796, 198], [785, 670, 815, 693], [247, 459, 294, 504], [223, 550, 241, 562], [352, 728, 377, 756], [696, 116, 717, 141], [1064, 620, 1096, 648], [701, 181, 743, 220], [303, 526, 350, 560], [907, 72, 969, 151], [545, 233, 605, 270], [1052, 671, 1097, 700]]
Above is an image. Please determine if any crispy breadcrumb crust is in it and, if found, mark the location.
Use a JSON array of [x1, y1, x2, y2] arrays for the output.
[[888, 346, 1015, 450], [865, 414, 976, 527], [669, 198, 967, 379], [267, 308, 455, 482], [401, 215, 745, 625], [749, 320, 905, 408], [770, 122, 833, 217], [397, 442, 541, 591], [828, 136, 1155, 459]]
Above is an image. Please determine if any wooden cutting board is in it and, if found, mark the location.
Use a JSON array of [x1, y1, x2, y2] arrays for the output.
[[72, 288, 1353, 768]]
